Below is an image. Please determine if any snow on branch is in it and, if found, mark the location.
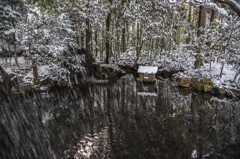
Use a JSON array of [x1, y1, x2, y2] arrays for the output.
[[204, 2, 228, 16], [216, 0, 240, 16], [166, 0, 240, 16]]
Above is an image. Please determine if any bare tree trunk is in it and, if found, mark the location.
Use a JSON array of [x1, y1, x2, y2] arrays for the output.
[[8, 44, 11, 66], [195, 6, 206, 68], [86, 18, 91, 52], [10, 0, 19, 67], [13, 40, 19, 67], [95, 28, 98, 57], [220, 63, 224, 78], [131, 24, 135, 48], [91, 25, 93, 52], [122, 23, 125, 53], [110, 18, 114, 58], [133, 40, 144, 68], [81, 32, 84, 48], [207, 1, 219, 46], [197, 6, 206, 37], [210, 51, 213, 71], [33, 64, 38, 85], [105, 0, 112, 64], [126, 23, 129, 46], [116, 30, 120, 62], [84, 2, 95, 65], [210, 2, 218, 24], [186, 5, 192, 44], [136, 22, 140, 56], [101, 28, 104, 59]]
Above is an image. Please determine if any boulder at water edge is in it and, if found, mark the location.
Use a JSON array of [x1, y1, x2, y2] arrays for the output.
[[179, 77, 192, 88], [192, 78, 213, 93]]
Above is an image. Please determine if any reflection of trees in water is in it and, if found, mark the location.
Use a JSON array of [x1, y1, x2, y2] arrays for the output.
[[1, 76, 239, 159], [63, 76, 240, 158], [62, 76, 240, 158]]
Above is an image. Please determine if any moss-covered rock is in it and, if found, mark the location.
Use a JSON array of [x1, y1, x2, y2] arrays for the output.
[[218, 88, 226, 95], [192, 81, 203, 91], [203, 84, 213, 93], [179, 77, 191, 88], [192, 78, 213, 93]]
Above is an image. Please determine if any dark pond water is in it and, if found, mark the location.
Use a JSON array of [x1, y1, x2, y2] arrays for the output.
[[1, 75, 240, 159]]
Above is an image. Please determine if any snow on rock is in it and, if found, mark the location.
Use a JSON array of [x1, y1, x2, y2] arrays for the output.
[[137, 66, 158, 74]]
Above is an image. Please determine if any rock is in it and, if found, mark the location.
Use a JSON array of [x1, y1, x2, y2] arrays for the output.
[[192, 81, 203, 91], [11, 86, 18, 94], [201, 78, 213, 92], [192, 78, 213, 93], [203, 84, 213, 93], [179, 77, 191, 88], [218, 88, 226, 95]]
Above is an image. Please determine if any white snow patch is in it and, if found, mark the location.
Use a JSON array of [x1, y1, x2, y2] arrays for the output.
[[191, 149, 197, 158], [4, 29, 15, 35], [137, 66, 158, 74], [23, 65, 51, 84], [38, 65, 51, 77]]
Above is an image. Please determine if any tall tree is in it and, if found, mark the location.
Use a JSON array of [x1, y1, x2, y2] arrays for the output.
[[86, 1, 91, 52], [210, 1, 219, 24], [105, 0, 113, 64], [186, 5, 192, 44], [197, 6, 206, 37]]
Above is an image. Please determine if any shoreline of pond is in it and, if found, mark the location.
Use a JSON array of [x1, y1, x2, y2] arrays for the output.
[[0, 63, 239, 100]]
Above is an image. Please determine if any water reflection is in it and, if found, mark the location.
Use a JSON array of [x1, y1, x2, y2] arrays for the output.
[[0, 75, 239, 159]]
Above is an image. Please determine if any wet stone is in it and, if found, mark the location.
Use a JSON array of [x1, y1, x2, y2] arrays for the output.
[[179, 77, 191, 88], [219, 88, 226, 95]]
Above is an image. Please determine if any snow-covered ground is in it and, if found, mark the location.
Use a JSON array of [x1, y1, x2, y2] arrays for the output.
[[1, 48, 240, 92], [117, 48, 240, 91], [175, 62, 240, 89], [23, 65, 51, 84], [0, 57, 65, 85]]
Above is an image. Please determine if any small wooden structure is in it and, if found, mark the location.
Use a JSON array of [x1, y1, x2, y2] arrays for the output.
[[136, 82, 157, 96], [137, 66, 158, 82]]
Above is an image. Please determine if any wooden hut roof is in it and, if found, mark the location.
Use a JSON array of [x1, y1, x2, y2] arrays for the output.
[[137, 66, 158, 74]]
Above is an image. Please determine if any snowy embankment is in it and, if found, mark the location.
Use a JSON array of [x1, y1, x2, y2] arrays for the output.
[[175, 62, 239, 89], [1, 48, 239, 95], [117, 47, 240, 95], [0, 57, 67, 88]]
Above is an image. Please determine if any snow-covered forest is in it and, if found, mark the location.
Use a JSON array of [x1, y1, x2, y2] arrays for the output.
[[1, 1, 240, 159], [0, 0, 240, 95]]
